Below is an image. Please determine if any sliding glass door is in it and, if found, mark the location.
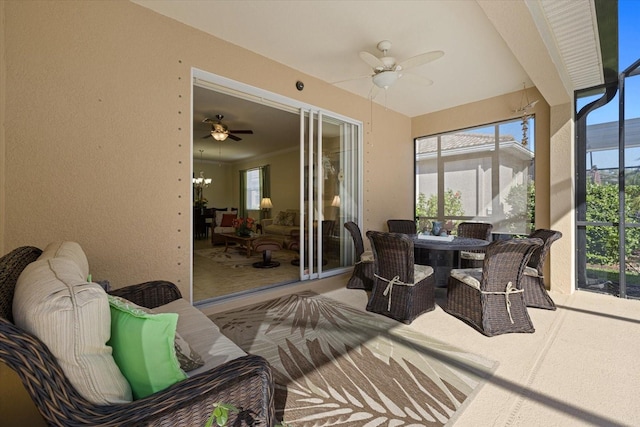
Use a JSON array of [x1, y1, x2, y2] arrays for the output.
[[299, 110, 361, 280], [191, 68, 362, 301]]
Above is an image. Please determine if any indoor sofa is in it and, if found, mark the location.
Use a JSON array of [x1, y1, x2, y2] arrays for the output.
[[0, 242, 275, 426], [261, 209, 300, 246]]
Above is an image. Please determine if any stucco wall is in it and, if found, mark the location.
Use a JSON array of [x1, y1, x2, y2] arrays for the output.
[[1, 1, 411, 300]]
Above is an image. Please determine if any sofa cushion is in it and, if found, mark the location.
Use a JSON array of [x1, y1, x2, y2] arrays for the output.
[[107, 295, 187, 399], [286, 209, 301, 227], [152, 298, 247, 377], [220, 213, 237, 227], [215, 209, 237, 227], [174, 331, 205, 371], [274, 210, 295, 226], [13, 241, 132, 404]]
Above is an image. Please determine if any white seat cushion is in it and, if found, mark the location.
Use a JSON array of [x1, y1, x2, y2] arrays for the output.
[[152, 299, 247, 377], [414, 264, 434, 283], [213, 226, 236, 234], [460, 250, 485, 261], [360, 250, 374, 262], [13, 241, 132, 404], [450, 268, 483, 290]]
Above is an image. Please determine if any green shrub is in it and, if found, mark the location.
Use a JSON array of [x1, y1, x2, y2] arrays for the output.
[[585, 182, 640, 265]]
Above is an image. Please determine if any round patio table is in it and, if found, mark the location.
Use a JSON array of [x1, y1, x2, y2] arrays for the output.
[[411, 235, 491, 287]]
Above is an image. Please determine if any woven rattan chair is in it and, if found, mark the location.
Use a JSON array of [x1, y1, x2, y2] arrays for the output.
[[0, 246, 275, 426], [344, 222, 375, 290], [387, 219, 430, 264], [386, 219, 417, 234], [458, 222, 493, 268], [366, 231, 435, 324], [523, 229, 563, 310], [444, 238, 542, 336]]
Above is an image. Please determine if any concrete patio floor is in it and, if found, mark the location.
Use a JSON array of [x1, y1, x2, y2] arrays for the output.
[[202, 273, 640, 427]]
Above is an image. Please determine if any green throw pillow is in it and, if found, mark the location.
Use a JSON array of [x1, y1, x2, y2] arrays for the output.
[[107, 295, 187, 399]]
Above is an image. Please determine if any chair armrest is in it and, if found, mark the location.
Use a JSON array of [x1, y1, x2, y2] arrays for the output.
[[108, 280, 182, 309], [261, 218, 274, 227], [105, 354, 276, 426]]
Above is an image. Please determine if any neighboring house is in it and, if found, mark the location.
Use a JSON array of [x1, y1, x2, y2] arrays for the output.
[[416, 132, 534, 233]]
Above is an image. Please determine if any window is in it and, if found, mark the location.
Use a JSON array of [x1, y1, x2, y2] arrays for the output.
[[415, 117, 535, 235], [245, 168, 261, 210]]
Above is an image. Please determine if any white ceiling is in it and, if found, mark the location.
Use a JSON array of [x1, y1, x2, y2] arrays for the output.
[[130, 0, 603, 161]]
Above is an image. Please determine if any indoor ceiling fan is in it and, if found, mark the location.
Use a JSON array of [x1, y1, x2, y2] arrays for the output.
[[202, 114, 254, 141], [338, 40, 444, 98]]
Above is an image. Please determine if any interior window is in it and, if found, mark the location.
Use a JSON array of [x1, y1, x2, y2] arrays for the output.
[[245, 168, 261, 210]]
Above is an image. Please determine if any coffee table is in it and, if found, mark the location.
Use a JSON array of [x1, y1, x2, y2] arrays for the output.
[[221, 233, 260, 258]]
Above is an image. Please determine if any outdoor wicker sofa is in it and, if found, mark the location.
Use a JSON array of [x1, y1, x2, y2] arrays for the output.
[[0, 245, 275, 426]]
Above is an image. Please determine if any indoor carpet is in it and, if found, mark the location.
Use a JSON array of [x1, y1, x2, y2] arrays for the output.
[[193, 246, 300, 301], [209, 291, 498, 426]]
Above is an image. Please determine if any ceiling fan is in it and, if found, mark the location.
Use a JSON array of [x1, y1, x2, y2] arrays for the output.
[[202, 114, 254, 141], [338, 40, 444, 98]]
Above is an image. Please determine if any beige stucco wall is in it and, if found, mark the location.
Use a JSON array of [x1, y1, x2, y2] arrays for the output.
[[0, 0, 409, 299]]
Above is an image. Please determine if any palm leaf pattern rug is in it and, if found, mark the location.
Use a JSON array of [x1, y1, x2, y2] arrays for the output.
[[209, 291, 497, 426]]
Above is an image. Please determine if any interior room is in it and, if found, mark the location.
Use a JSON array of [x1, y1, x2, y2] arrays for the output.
[[2, 1, 639, 426]]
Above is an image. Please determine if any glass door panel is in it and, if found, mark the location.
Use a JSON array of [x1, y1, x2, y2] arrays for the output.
[[300, 110, 361, 279]]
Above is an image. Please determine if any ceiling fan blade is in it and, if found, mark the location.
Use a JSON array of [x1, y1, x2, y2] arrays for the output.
[[202, 134, 212, 139], [229, 130, 253, 134], [400, 72, 434, 87], [331, 74, 372, 85], [359, 51, 384, 70], [227, 134, 242, 142], [397, 50, 444, 71]]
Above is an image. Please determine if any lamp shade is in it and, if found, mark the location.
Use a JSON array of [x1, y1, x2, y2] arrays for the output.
[[331, 195, 341, 207], [260, 197, 273, 209]]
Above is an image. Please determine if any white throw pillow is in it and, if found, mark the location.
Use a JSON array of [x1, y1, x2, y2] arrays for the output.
[[13, 241, 132, 404]]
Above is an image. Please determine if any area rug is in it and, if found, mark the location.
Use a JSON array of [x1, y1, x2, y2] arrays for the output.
[[195, 246, 299, 269], [209, 291, 498, 426], [193, 247, 300, 301]]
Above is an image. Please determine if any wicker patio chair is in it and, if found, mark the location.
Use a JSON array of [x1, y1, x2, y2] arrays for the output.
[[523, 229, 563, 310], [444, 238, 542, 336], [387, 219, 430, 264], [458, 221, 493, 268], [366, 231, 435, 324], [0, 246, 275, 427], [386, 219, 417, 234], [344, 222, 375, 290]]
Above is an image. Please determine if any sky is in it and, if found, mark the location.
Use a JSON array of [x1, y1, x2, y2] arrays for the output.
[[578, 0, 640, 169]]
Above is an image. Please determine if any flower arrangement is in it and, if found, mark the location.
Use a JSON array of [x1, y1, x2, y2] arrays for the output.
[[231, 217, 255, 236]]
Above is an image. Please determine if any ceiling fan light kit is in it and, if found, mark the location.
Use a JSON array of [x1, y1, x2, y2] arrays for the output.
[[212, 130, 228, 141], [372, 71, 398, 89], [343, 40, 444, 96]]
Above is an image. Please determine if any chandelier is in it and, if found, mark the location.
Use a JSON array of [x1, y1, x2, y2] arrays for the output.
[[193, 150, 212, 207]]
